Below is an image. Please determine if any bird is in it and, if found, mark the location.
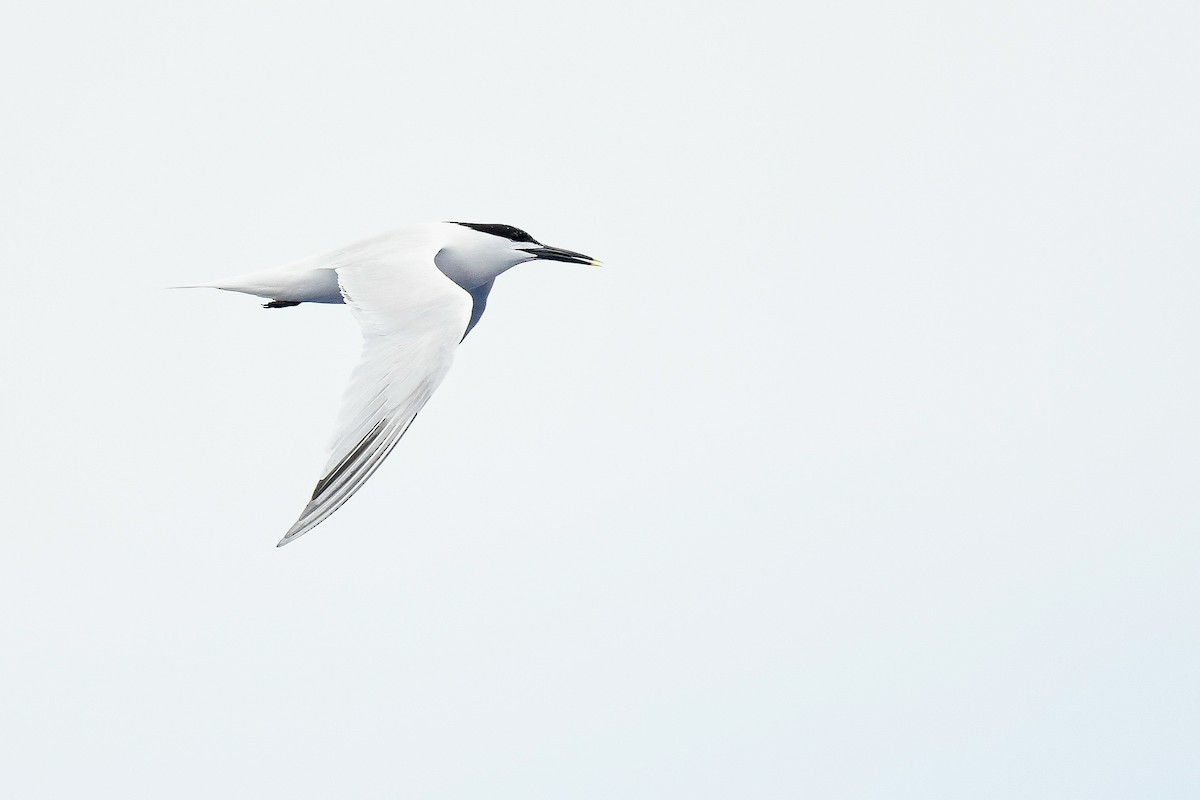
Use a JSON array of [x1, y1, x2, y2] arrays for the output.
[[180, 222, 599, 546]]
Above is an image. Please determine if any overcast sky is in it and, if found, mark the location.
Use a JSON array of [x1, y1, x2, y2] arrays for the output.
[[2, 1, 1198, 798]]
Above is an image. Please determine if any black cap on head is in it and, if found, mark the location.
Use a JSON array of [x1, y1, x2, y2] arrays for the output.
[[450, 222, 538, 244]]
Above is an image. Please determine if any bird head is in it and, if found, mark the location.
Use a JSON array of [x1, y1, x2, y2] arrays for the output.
[[435, 221, 600, 289]]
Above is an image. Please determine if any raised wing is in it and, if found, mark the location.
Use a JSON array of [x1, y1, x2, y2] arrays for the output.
[[278, 228, 472, 546]]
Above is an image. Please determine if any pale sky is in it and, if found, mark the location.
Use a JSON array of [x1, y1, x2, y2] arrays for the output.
[[2, 1, 1198, 798]]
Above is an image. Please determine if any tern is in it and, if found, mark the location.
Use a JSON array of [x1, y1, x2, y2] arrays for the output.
[[183, 222, 599, 546]]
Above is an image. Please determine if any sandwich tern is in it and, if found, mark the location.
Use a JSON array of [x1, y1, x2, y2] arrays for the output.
[[183, 222, 599, 546]]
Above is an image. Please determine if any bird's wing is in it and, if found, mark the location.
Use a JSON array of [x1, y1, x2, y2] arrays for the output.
[[278, 229, 472, 546]]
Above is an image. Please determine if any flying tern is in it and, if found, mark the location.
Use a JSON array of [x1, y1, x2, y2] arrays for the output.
[[183, 222, 599, 546]]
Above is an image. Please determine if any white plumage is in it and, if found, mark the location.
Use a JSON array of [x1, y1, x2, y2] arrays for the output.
[[183, 222, 599, 546]]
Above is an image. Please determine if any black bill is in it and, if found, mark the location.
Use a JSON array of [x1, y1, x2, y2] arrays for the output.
[[520, 245, 600, 266]]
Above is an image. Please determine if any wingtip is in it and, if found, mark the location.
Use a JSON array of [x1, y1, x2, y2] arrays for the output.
[[277, 513, 319, 547], [276, 527, 304, 547]]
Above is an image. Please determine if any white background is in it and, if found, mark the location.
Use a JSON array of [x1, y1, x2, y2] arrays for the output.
[[2, 1, 1197, 797]]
